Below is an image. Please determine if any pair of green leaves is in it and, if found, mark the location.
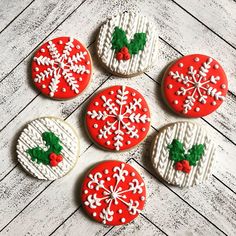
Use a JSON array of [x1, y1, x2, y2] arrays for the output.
[[168, 139, 204, 166], [27, 132, 63, 165], [111, 27, 147, 54]]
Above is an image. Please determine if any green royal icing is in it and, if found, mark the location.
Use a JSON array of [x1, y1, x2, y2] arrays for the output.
[[168, 139, 205, 166], [111, 27, 147, 55], [27, 132, 63, 165]]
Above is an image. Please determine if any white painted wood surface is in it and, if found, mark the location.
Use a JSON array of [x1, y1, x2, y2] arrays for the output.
[[0, 0, 235, 235]]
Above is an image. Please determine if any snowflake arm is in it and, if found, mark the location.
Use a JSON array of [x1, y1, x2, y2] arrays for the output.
[[47, 40, 61, 60], [62, 68, 79, 94], [101, 96, 118, 115]]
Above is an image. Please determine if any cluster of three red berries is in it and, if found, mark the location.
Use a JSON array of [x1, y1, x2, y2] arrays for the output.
[[116, 47, 131, 61], [175, 160, 191, 173], [49, 152, 63, 167]]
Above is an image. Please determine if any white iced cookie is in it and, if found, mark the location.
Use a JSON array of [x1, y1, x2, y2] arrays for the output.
[[16, 117, 79, 180], [151, 122, 215, 187], [96, 11, 158, 77]]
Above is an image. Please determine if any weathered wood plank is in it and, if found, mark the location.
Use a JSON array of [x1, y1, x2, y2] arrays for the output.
[[0, 0, 33, 33], [174, 0, 236, 47], [1, 76, 235, 234]]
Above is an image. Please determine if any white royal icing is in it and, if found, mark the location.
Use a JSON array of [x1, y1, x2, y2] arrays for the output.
[[97, 12, 158, 76], [151, 122, 216, 187], [16, 117, 79, 180]]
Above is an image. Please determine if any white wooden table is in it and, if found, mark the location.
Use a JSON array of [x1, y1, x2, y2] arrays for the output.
[[0, 0, 235, 235]]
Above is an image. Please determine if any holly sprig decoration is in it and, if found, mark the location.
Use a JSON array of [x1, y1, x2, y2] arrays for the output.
[[27, 132, 63, 167], [111, 27, 147, 61], [168, 139, 205, 174]]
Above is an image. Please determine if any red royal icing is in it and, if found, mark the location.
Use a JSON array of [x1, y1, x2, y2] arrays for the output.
[[162, 54, 228, 117], [85, 85, 151, 151], [32, 37, 92, 100], [81, 160, 146, 225]]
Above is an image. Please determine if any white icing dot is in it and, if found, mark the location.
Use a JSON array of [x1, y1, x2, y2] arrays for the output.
[[93, 212, 97, 217], [194, 57, 200, 62], [143, 108, 148, 112], [173, 100, 178, 105], [186, 83, 190, 87], [42, 84, 46, 89], [76, 45, 80, 49], [86, 70, 90, 74], [167, 84, 173, 89], [140, 196, 145, 201], [114, 201, 119, 205], [221, 84, 226, 89], [214, 64, 219, 69], [59, 40, 63, 45], [40, 48, 45, 53], [126, 141, 131, 145], [212, 101, 217, 106], [177, 78, 182, 82], [121, 218, 126, 223], [195, 107, 200, 112], [104, 169, 109, 174], [118, 209, 122, 214], [132, 92, 136, 96], [110, 91, 114, 95], [188, 91, 191, 95], [84, 202, 89, 206], [86, 61, 90, 65], [62, 88, 66, 92], [107, 177, 111, 181], [84, 190, 88, 194], [195, 95, 198, 99], [141, 128, 146, 132], [35, 67, 39, 72], [79, 77, 83, 81], [93, 124, 98, 128], [179, 63, 183, 67], [49, 92, 54, 97], [106, 141, 111, 146], [98, 135, 102, 139], [95, 102, 99, 106], [84, 51, 87, 55], [131, 172, 135, 177]]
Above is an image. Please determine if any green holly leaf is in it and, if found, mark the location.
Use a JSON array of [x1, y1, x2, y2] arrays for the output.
[[128, 33, 146, 54], [111, 27, 147, 55], [185, 144, 205, 166], [111, 27, 128, 52], [27, 131, 63, 165], [168, 139, 185, 163]]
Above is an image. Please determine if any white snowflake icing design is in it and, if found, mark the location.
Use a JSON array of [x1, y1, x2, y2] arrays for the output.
[[84, 163, 145, 224], [33, 37, 90, 97], [169, 57, 225, 114], [87, 86, 150, 151]]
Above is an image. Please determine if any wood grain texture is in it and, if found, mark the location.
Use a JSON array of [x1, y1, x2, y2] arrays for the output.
[[0, 0, 235, 235]]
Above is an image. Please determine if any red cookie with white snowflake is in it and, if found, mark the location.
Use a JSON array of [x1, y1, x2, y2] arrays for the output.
[[162, 54, 228, 117], [85, 85, 151, 151], [32, 37, 92, 100], [81, 160, 146, 225]]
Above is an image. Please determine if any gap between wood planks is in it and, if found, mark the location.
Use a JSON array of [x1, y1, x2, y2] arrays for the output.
[[46, 158, 227, 236]]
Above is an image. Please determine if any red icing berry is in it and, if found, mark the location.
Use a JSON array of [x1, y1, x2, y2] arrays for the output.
[[123, 53, 131, 60], [49, 153, 57, 160], [50, 159, 58, 167], [116, 52, 124, 61], [183, 165, 191, 174], [56, 155, 63, 163], [86, 85, 151, 151], [175, 162, 183, 171], [162, 54, 228, 117], [120, 47, 129, 54], [181, 160, 190, 168], [32, 37, 92, 100], [81, 160, 146, 225]]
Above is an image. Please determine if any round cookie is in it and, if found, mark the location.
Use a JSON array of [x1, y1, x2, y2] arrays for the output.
[[162, 54, 228, 117], [32, 37, 92, 100], [81, 160, 146, 225], [85, 85, 151, 151], [151, 122, 216, 187], [16, 117, 79, 180], [96, 12, 158, 77]]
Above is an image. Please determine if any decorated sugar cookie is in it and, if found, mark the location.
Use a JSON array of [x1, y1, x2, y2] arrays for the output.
[[85, 85, 151, 151], [32, 37, 92, 99], [162, 54, 228, 117], [81, 160, 146, 225], [151, 122, 216, 187], [16, 117, 79, 180], [97, 12, 158, 77]]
